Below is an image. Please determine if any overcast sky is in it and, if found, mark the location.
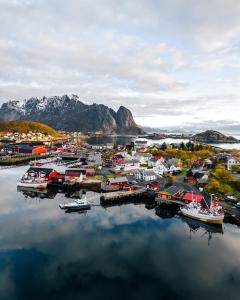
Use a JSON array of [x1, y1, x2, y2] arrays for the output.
[[0, 0, 239, 132]]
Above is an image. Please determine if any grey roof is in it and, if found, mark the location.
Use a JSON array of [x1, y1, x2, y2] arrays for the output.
[[162, 185, 182, 195], [143, 170, 156, 176], [108, 176, 128, 183]]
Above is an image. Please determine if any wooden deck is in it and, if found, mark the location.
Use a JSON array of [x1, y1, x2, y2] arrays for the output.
[[155, 197, 187, 206], [100, 188, 155, 204]]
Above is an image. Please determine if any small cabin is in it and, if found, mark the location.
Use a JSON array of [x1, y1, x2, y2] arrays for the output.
[[65, 168, 86, 182], [157, 185, 183, 200], [123, 185, 142, 192], [1, 143, 47, 154], [106, 176, 128, 186]]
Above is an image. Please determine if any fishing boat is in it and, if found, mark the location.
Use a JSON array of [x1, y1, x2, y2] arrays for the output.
[[17, 165, 60, 189], [29, 156, 60, 167], [180, 194, 224, 224], [59, 197, 91, 210]]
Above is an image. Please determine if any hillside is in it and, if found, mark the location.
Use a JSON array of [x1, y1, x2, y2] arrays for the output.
[[192, 130, 239, 143], [0, 94, 144, 134], [0, 120, 59, 137]]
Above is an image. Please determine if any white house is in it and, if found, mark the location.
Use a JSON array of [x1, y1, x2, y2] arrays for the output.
[[133, 152, 152, 164], [153, 161, 168, 175], [133, 169, 157, 181], [227, 156, 240, 170], [153, 161, 182, 175], [148, 157, 165, 168], [114, 159, 140, 172]]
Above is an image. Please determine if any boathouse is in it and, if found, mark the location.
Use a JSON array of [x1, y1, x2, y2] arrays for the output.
[[65, 168, 86, 183], [157, 185, 184, 200], [25, 166, 58, 181], [106, 176, 128, 186], [1, 142, 46, 154]]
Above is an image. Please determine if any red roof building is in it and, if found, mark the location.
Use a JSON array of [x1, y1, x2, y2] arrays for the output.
[[182, 192, 203, 203]]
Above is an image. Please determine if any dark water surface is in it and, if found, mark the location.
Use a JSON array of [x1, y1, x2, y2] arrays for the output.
[[87, 135, 133, 145], [0, 166, 240, 300], [87, 135, 240, 150]]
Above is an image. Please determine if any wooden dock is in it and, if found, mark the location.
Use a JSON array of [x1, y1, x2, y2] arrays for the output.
[[155, 197, 187, 206], [100, 188, 154, 204]]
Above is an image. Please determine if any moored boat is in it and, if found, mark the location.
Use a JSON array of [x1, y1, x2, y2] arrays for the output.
[[59, 197, 91, 210], [29, 156, 60, 167], [180, 195, 224, 224], [17, 165, 60, 189]]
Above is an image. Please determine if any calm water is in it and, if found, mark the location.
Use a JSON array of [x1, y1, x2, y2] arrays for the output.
[[0, 166, 240, 300], [88, 135, 240, 149]]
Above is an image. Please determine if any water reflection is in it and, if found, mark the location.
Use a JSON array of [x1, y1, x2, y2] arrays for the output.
[[180, 215, 224, 246], [155, 203, 179, 219], [0, 168, 240, 300], [18, 186, 58, 199]]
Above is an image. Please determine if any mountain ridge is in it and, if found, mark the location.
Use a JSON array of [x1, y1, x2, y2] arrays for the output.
[[0, 94, 144, 134]]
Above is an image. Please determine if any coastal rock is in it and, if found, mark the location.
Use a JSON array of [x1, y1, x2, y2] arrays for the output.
[[0, 94, 144, 134], [192, 130, 239, 143]]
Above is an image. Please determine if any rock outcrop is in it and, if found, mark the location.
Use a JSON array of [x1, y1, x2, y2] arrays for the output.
[[192, 130, 239, 143]]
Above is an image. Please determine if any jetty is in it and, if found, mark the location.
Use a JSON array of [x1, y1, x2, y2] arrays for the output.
[[100, 188, 154, 205], [155, 197, 187, 206]]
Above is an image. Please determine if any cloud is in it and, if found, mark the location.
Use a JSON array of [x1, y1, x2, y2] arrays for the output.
[[0, 0, 239, 130]]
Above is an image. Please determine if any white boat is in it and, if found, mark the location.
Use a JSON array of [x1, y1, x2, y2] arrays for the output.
[[59, 197, 91, 210], [17, 180, 48, 189], [235, 202, 240, 209], [180, 195, 224, 225], [29, 156, 60, 166], [17, 166, 58, 189]]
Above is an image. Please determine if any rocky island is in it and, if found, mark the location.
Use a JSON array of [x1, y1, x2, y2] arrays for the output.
[[192, 130, 239, 143]]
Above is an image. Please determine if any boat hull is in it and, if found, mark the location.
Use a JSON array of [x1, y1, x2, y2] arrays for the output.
[[180, 208, 224, 224], [17, 181, 48, 189], [59, 204, 91, 210]]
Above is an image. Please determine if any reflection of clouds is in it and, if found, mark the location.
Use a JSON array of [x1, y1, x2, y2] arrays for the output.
[[0, 265, 16, 300], [0, 168, 240, 299]]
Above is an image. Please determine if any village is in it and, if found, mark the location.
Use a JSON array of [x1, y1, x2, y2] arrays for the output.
[[1, 133, 240, 225]]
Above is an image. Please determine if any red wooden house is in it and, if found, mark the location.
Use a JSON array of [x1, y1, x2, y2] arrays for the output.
[[106, 176, 128, 187]]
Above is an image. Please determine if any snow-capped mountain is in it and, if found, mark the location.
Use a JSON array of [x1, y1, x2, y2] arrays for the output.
[[0, 94, 143, 134]]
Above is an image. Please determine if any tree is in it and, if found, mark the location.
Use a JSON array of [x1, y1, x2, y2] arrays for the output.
[[232, 165, 240, 173], [180, 142, 186, 150], [205, 178, 220, 193], [161, 142, 167, 150]]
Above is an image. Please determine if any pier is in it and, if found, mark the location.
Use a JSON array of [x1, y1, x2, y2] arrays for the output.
[[100, 188, 154, 205], [155, 197, 187, 206]]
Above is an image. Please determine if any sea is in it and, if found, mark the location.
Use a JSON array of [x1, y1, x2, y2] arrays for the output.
[[87, 134, 240, 150], [0, 166, 240, 300]]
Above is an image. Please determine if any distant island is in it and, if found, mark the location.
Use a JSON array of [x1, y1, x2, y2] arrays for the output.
[[0, 120, 59, 137], [192, 130, 239, 143]]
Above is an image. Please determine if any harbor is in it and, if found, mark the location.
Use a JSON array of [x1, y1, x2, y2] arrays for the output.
[[0, 132, 240, 300], [1, 164, 240, 300]]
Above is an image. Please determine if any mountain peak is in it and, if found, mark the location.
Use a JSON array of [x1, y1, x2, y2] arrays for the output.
[[0, 94, 144, 134]]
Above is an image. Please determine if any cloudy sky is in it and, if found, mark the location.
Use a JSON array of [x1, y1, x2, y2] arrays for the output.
[[0, 0, 240, 132]]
